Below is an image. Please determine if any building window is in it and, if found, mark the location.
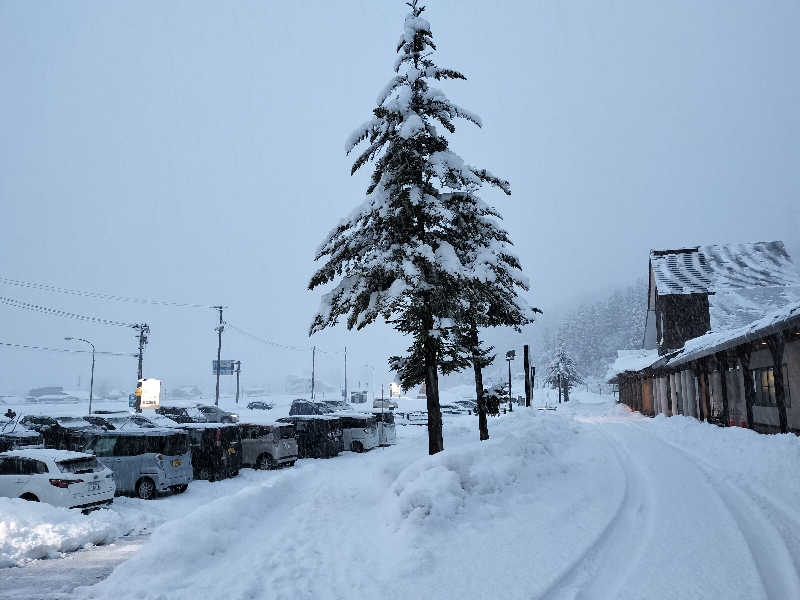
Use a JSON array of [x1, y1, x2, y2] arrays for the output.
[[752, 366, 791, 408]]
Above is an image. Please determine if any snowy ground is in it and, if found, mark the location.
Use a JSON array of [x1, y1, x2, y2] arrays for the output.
[[4, 388, 800, 599]]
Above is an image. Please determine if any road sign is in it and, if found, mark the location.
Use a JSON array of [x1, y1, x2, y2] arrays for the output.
[[213, 360, 236, 375]]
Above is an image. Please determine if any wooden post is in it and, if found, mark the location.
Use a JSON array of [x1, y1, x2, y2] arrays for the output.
[[716, 352, 730, 426], [766, 335, 789, 433], [735, 346, 755, 428], [524, 345, 532, 408], [702, 359, 712, 423]]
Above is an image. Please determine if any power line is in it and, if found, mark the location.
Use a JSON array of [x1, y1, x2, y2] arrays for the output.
[[0, 275, 214, 309], [0, 295, 137, 328], [0, 341, 136, 357], [226, 322, 310, 352]]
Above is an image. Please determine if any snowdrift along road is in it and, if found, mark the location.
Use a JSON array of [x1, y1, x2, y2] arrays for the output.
[[83, 409, 627, 600]]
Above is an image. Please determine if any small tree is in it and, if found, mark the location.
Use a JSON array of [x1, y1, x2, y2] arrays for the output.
[[545, 345, 584, 403]]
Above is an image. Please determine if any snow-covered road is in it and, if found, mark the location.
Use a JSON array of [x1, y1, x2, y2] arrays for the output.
[[5, 392, 800, 599]]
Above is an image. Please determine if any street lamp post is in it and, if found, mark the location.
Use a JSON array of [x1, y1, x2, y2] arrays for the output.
[[506, 350, 515, 413], [65, 337, 95, 414]]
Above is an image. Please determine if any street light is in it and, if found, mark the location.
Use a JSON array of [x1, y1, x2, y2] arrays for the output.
[[506, 350, 515, 413], [65, 337, 95, 415]]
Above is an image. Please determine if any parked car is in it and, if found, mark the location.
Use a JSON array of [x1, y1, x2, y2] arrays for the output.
[[20, 415, 106, 451], [196, 404, 239, 423], [0, 448, 115, 512], [338, 414, 379, 453], [82, 430, 193, 499], [289, 400, 333, 416], [246, 401, 274, 411], [372, 398, 398, 410], [177, 423, 242, 481], [371, 410, 397, 446], [0, 418, 44, 450], [277, 416, 343, 458], [84, 413, 159, 431], [238, 423, 298, 469], [156, 405, 207, 423]]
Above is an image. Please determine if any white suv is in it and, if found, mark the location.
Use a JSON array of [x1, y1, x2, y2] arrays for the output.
[[0, 449, 116, 511]]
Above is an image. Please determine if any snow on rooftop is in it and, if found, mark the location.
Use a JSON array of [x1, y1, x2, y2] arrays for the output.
[[605, 349, 660, 382], [651, 241, 800, 296], [667, 299, 800, 367]]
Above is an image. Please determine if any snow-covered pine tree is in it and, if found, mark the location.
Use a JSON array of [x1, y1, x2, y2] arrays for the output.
[[447, 200, 540, 441], [545, 344, 584, 403], [309, 0, 512, 455]]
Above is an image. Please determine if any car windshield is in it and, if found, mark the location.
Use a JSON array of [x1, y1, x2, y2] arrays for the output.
[[57, 456, 101, 474], [278, 425, 295, 439]]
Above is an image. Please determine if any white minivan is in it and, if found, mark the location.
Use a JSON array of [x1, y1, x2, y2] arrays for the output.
[[339, 414, 379, 453], [0, 448, 116, 511]]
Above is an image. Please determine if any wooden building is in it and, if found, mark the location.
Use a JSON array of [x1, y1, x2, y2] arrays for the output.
[[610, 241, 800, 433]]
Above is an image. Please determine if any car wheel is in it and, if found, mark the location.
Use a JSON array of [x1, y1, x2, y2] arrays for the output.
[[351, 441, 364, 453], [172, 484, 188, 494], [257, 454, 276, 470], [199, 468, 211, 481], [136, 477, 156, 500], [19, 493, 39, 502]]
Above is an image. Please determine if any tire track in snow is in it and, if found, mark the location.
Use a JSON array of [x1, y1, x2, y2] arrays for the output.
[[636, 424, 800, 600], [537, 424, 655, 600]]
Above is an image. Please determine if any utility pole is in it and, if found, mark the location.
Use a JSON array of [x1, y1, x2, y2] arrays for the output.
[[311, 345, 316, 400], [344, 346, 348, 403], [134, 323, 150, 381], [235, 360, 241, 405], [524, 344, 532, 408], [213, 306, 224, 407]]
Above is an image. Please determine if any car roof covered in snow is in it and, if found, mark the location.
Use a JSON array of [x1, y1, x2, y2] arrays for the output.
[[85, 428, 185, 437], [176, 422, 236, 430], [0, 448, 94, 461]]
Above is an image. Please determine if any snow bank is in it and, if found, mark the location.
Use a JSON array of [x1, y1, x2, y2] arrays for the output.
[[84, 412, 620, 600], [0, 499, 139, 567]]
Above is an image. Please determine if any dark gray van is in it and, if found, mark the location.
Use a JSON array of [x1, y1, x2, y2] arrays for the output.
[[83, 430, 193, 499], [238, 423, 298, 469]]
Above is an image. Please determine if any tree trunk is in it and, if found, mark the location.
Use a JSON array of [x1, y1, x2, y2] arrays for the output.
[[524, 345, 531, 408], [422, 315, 444, 455], [563, 382, 569, 403], [474, 359, 489, 441]]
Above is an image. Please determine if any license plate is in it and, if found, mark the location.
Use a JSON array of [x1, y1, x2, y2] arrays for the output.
[[227, 447, 235, 455], [87, 481, 100, 492], [172, 459, 181, 467]]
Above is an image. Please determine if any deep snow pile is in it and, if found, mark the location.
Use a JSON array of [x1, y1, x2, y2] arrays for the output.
[[0, 498, 139, 568], [82, 411, 624, 600]]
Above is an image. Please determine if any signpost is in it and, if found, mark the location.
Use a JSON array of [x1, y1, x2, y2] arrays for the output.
[[213, 360, 236, 376], [137, 378, 161, 411], [506, 350, 515, 413]]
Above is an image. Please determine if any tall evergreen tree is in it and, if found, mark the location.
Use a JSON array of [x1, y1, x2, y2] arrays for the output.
[[309, 0, 513, 454]]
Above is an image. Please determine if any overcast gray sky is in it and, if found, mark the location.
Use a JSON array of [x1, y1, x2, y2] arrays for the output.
[[1, 0, 798, 395]]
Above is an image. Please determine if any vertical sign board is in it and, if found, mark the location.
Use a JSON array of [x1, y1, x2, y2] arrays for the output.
[[213, 360, 236, 375], [137, 378, 161, 410]]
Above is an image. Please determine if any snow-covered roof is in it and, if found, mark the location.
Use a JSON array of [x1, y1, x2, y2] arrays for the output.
[[650, 241, 800, 296], [667, 300, 800, 368], [0, 448, 93, 461], [605, 349, 660, 382]]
